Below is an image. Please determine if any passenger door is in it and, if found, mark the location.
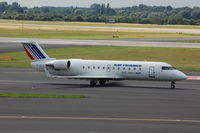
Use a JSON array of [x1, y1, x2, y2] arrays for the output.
[[149, 66, 155, 78]]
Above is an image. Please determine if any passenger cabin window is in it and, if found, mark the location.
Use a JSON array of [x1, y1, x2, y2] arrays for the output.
[[103, 67, 105, 69], [88, 66, 90, 69], [93, 66, 95, 69], [162, 66, 176, 70], [83, 66, 85, 69], [98, 67, 100, 69]]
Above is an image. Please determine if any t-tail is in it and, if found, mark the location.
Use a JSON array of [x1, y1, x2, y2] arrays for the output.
[[22, 41, 55, 71]]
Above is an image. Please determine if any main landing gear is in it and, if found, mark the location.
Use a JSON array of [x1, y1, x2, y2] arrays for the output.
[[90, 80, 107, 86], [90, 80, 97, 86], [171, 81, 176, 89], [99, 80, 106, 86]]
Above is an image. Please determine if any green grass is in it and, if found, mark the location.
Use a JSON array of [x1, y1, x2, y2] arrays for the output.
[[0, 27, 197, 39], [0, 47, 200, 71], [0, 19, 200, 39], [0, 93, 86, 98], [1, 19, 200, 29]]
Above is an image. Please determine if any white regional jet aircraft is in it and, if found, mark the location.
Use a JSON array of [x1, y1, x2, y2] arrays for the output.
[[22, 41, 187, 88]]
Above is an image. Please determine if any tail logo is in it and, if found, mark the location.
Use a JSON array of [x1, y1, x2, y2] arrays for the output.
[[22, 42, 48, 60]]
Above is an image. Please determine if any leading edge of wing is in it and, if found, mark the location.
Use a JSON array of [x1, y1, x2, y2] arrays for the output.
[[49, 75, 123, 80]]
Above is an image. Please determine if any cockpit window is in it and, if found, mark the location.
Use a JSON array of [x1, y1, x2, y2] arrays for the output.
[[162, 66, 176, 70]]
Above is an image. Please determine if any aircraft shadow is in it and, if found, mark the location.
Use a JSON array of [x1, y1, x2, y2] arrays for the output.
[[47, 82, 189, 90]]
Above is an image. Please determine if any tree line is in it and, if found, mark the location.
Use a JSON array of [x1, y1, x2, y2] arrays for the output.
[[0, 2, 200, 25]]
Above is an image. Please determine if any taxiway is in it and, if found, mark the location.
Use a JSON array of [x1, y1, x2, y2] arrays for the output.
[[0, 68, 200, 133], [0, 37, 200, 132], [1, 37, 200, 53]]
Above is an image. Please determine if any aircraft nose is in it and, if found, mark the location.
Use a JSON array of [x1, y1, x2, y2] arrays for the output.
[[176, 71, 187, 80]]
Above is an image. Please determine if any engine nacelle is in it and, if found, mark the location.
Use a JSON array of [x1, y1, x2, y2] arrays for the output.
[[46, 60, 71, 70]]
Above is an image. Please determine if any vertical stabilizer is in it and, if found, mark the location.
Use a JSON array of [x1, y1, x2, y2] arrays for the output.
[[22, 41, 49, 60]]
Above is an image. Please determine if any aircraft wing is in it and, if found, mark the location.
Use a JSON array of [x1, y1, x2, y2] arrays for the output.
[[48, 75, 123, 80], [44, 66, 123, 80]]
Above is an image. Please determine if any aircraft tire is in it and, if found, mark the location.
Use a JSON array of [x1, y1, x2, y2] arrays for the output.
[[90, 80, 97, 86], [99, 80, 106, 86], [171, 81, 176, 89]]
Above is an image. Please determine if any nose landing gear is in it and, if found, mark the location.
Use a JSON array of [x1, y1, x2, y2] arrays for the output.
[[171, 81, 176, 89]]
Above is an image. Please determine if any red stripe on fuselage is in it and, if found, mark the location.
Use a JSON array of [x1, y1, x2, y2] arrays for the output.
[[23, 46, 34, 60]]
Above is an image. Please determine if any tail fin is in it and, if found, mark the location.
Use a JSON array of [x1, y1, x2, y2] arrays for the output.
[[22, 41, 49, 60]]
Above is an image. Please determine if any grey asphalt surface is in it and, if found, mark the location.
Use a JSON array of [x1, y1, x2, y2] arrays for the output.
[[0, 68, 200, 133], [1, 37, 200, 132], [1, 37, 200, 53], [0, 42, 92, 53]]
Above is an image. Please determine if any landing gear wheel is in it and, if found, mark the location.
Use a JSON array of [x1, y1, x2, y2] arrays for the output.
[[171, 81, 176, 89], [90, 80, 97, 86], [99, 80, 106, 86]]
